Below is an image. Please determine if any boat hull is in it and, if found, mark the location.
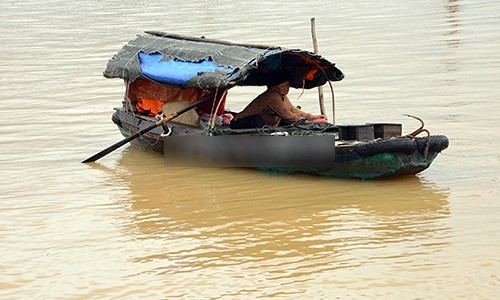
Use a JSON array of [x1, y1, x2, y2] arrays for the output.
[[260, 152, 438, 179], [112, 109, 446, 179]]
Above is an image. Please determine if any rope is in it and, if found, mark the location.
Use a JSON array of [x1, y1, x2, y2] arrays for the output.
[[309, 60, 336, 123], [120, 32, 169, 87], [210, 89, 228, 130], [296, 79, 306, 100], [402, 114, 431, 158], [119, 33, 172, 123]]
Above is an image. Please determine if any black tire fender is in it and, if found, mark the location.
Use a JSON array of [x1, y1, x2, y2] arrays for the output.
[[111, 112, 122, 126], [415, 135, 449, 154], [354, 138, 416, 157]]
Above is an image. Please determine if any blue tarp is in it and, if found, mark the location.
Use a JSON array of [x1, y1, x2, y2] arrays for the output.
[[138, 52, 234, 85]]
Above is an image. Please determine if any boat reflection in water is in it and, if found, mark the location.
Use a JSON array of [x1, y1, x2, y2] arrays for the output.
[[97, 148, 451, 296]]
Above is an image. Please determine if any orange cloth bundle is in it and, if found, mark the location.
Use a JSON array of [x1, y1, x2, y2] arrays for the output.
[[135, 98, 164, 116]]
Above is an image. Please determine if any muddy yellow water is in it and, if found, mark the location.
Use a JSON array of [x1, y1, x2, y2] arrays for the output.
[[0, 0, 499, 298]]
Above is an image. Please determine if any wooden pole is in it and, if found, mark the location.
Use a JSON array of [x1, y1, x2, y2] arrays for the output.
[[310, 18, 326, 116], [145, 30, 279, 50]]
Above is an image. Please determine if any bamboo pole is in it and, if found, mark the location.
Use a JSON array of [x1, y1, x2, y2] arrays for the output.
[[310, 18, 326, 117], [145, 30, 279, 50]]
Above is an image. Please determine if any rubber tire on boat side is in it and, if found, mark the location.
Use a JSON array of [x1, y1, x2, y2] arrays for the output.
[[354, 138, 416, 157], [112, 112, 121, 126], [414, 135, 449, 154]]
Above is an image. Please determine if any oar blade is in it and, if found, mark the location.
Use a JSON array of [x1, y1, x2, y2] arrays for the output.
[[82, 123, 156, 163]]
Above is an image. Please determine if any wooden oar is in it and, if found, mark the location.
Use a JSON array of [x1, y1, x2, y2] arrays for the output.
[[82, 94, 216, 163]]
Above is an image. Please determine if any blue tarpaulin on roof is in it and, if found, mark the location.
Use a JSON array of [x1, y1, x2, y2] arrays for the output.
[[138, 52, 234, 85]]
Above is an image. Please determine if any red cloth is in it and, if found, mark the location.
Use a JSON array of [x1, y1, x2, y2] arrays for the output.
[[312, 117, 328, 123]]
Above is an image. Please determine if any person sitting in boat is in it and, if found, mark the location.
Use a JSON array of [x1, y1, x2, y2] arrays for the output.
[[230, 81, 326, 129]]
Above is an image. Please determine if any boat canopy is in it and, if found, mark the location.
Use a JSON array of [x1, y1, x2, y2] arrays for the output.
[[104, 31, 344, 90]]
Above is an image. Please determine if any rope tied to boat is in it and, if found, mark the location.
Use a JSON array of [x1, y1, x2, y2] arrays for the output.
[[308, 59, 336, 124], [210, 89, 228, 131], [296, 79, 306, 100], [402, 114, 431, 158]]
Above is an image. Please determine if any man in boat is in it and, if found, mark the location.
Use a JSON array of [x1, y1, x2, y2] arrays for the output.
[[230, 81, 326, 129]]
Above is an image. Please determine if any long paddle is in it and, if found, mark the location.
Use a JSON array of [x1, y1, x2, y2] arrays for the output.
[[82, 94, 217, 163]]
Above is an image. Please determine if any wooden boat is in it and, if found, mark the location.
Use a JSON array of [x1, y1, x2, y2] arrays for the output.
[[101, 31, 448, 179]]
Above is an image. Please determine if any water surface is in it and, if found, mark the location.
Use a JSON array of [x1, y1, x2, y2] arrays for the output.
[[0, 0, 499, 298]]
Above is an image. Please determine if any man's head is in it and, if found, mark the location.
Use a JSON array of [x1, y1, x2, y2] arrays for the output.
[[269, 81, 290, 96]]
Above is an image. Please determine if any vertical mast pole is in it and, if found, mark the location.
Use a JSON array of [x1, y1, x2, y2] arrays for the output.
[[311, 18, 326, 117]]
